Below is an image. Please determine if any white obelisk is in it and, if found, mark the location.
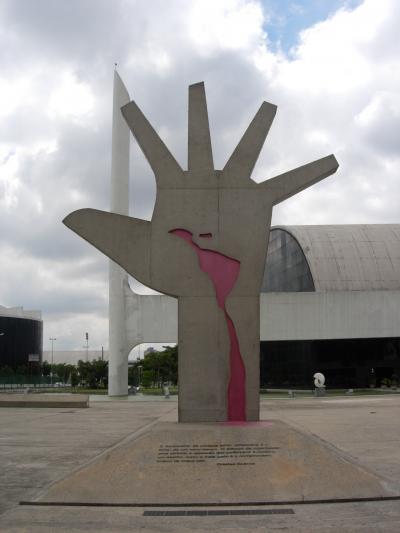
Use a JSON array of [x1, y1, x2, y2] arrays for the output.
[[108, 70, 130, 396]]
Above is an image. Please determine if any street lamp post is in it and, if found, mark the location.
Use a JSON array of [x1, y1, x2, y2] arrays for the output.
[[49, 337, 56, 386], [85, 332, 89, 362]]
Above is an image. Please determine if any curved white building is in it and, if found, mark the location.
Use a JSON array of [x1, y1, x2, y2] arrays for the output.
[[260, 225, 400, 388], [263, 224, 400, 292], [123, 224, 400, 389]]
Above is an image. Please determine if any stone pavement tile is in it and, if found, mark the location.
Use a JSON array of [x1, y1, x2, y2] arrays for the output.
[[0, 402, 176, 516], [1, 396, 400, 531], [36, 420, 390, 505], [260, 396, 400, 487]]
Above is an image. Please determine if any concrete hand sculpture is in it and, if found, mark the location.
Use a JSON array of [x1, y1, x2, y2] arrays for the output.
[[64, 82, 338, 422]]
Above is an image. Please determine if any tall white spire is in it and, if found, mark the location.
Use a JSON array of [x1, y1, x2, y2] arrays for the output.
[[108, 70, 130, 396]]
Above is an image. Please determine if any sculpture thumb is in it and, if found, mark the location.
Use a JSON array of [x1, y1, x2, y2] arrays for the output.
[[63, 208, 151, 286]]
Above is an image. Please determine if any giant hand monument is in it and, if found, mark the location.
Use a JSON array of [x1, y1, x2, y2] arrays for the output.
[[64, 82, 338, 422]]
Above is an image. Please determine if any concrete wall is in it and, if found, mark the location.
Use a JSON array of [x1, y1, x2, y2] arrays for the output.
[[261, 290, 400, 341], [121, 290, 400, 344], [43, 290, 400, 365], [125, 287, 177, 347]]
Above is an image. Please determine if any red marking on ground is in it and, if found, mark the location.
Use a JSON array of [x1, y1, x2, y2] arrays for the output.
[[170, 228, 246, 421]]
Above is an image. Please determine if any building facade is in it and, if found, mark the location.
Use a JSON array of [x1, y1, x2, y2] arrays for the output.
[[30, 224, 400, 391], [0, 306, 43, 370], [260, 225, 400, 388]]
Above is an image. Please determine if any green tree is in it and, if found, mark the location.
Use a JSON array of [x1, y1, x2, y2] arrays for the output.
[[0, 365, 14, 377], [70, 368, 79, 387], [16, 365, 27, 376], [141, 369, 154, 388], [52, 363, 72, 383], [91, 358, 108, 388], [160, 345, 178, 384], [133, 345, 178, 388], [77, 359, 108, 389], [128, 364, 139, 386], [29, 362, 41, 376], [41, 361, 51, 377]]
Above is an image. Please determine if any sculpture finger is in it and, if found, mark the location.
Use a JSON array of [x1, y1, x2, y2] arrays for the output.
[[63, 208, 151, 287], [121, 100, 184, 188], [259, 154, 339, 205], [188, 82, 214, 175], [221, 101, 277, 187]]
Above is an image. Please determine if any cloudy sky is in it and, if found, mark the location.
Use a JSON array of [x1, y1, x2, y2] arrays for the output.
[[0, 0, 399, 353]]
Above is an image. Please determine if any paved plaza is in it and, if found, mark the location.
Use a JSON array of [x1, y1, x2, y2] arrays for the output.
[[1, 394, 400, 531]]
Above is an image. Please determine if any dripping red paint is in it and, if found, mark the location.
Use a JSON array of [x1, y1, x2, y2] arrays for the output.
[[170, 228, 246, 421]]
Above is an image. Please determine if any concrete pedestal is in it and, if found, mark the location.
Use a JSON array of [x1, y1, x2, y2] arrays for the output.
[[35, 420, 393, 506]]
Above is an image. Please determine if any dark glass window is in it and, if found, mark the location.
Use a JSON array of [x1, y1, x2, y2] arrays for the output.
[[0, 317, 43, 370], [262, 229, 315, 292], [260, 337, 400, 389]]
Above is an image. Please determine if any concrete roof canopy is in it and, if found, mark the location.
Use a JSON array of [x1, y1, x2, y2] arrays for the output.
[[263, 225, 400, 292]]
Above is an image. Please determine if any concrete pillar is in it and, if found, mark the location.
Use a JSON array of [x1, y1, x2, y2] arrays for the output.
[[178, 295, 260, 422], [108, 71, 131, 396]]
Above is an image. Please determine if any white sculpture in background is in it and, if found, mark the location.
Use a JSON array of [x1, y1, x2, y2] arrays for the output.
[[107, 71, 177, 396], [313, 372, 325, 388], [313, 372, 326, 397]]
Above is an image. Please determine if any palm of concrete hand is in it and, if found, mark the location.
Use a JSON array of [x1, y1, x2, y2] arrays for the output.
[[64, 83, 338, 298]]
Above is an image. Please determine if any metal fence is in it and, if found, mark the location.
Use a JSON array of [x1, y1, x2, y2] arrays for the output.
[[0, 375, 67, 390]]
